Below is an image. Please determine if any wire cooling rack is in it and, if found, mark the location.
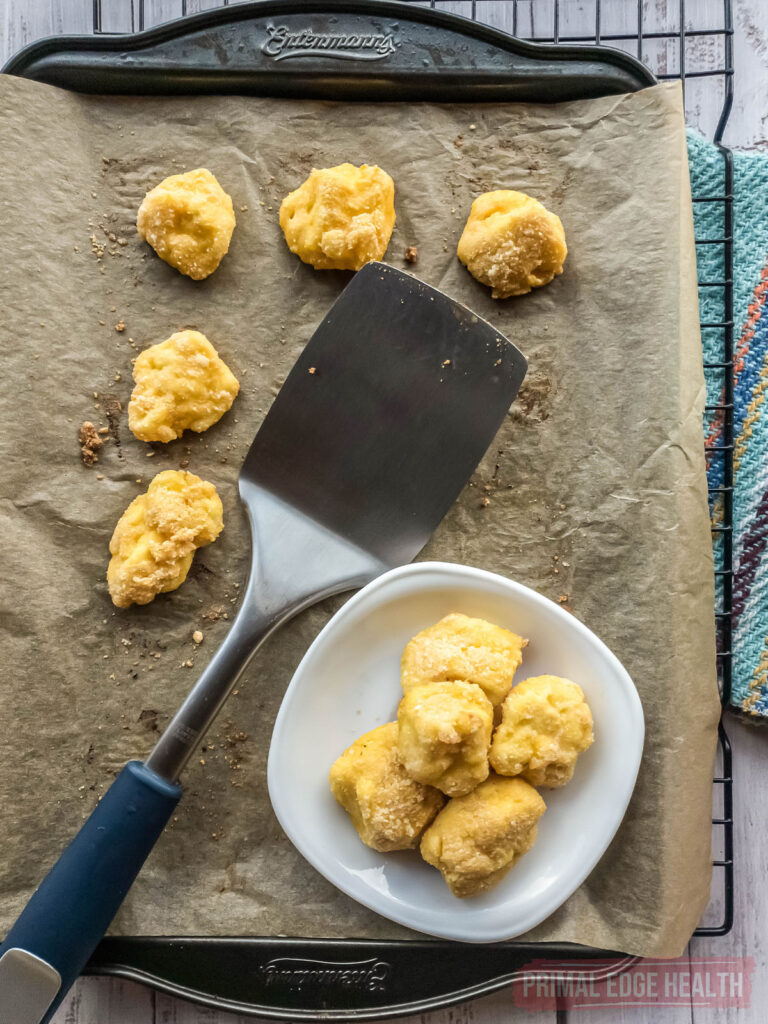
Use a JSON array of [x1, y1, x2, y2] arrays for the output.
[[91, 0, 736, 939]]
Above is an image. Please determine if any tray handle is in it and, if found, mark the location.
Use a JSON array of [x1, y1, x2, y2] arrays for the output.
[[4, 0, 655, 101], [87, 936, 635, 1020]]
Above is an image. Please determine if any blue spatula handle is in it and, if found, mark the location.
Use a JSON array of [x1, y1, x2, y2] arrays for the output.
[[0, 761, 181, 1023]]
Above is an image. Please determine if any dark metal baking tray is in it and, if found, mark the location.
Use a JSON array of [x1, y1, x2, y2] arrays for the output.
[[3, 0, 733, 1017]]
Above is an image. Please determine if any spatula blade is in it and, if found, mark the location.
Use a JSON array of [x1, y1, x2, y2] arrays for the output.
[[242, 263, 526, 567]]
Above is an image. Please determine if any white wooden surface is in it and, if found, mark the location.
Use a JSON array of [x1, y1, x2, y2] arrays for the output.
[[1, 1, 767, 1021]]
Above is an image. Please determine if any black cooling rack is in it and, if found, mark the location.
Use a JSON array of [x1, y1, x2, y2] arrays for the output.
[[89, 0, 735, 942]]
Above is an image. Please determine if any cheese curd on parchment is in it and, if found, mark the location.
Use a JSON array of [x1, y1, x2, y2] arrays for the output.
[[137, 168, 236, 280], [457, 190, 567, 299], [279, 163, 395, 271], [107, 470, 223, 608], [128, 330, 239, 443]]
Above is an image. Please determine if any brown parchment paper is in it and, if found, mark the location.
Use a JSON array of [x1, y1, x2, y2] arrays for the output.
[[0, 77, 719, 957]]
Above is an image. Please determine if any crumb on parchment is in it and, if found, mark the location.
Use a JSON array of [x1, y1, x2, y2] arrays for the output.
[[404, 246, 419, 263], [79, 421, 103, 466]]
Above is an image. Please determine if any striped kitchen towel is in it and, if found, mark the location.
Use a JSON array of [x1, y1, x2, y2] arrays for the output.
[[688, 130, 768, 717]]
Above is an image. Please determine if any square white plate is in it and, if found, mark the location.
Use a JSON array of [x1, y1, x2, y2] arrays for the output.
[[267, 562, 644, 942]]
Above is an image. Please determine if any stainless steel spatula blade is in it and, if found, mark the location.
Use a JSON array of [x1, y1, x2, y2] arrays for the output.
[[0, 263, 527, 1022], [243, 262, 527, 567]]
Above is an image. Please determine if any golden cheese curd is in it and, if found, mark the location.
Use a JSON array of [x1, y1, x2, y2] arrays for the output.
[[401, 613, 527, 707], [420, 775, 545, 897], [329, 722, 444, 852], [490, 675, 594, 788], [128, 330, 240, 443], [137, 168, 236, 280], [457, 190, 567, 299], [107, 470, 223, 608], [279, 163, 395, 271], [397, 682, 493, 797]]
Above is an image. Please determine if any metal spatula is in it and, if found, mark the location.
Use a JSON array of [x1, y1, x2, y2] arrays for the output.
[[0, 263, 527, 1023]]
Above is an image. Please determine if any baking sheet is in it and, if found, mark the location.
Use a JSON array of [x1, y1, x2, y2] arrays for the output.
[[0, 77, 719, 957]]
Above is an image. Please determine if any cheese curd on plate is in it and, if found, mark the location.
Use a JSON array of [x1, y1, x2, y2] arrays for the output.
[[401, 613, 526, 706], [107, 470, 223, 608], [490, 675, 594, 787], [329, 722, 444, 852], [279, 163, 395, 271], [420, 774, 546, 897], [128, 330, 240, 443], [137, 168, 236, 280], [397, 681, 493, 797]]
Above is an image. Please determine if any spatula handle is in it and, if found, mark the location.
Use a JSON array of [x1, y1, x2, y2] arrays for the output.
[[0, 762, 181, 1024]]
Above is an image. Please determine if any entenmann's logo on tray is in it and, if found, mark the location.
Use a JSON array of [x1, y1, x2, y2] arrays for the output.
[[261, 957, 391, 994], [261, 23, 399, 61]]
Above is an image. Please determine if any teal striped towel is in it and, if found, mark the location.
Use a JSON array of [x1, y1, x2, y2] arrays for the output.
[[688, 131, 768, 716]]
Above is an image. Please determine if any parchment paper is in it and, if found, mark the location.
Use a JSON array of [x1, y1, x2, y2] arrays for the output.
[[0, 77, 719, 957]]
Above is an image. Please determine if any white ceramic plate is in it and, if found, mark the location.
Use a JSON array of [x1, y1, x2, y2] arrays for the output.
[[267, 562, 644, 943]]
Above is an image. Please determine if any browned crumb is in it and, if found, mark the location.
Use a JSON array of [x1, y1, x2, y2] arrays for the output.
[[479, 497, 491, 508], [308, 366, 317, 375], [192, 630, 204, 644], [404, 245, 419, 263], [79, 421, 103, 466], [223, 728, 249, 783], [115, 320, 126, 332]]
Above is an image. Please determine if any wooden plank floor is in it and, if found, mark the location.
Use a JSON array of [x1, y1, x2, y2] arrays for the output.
[[1, 1, 766, 1021]]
